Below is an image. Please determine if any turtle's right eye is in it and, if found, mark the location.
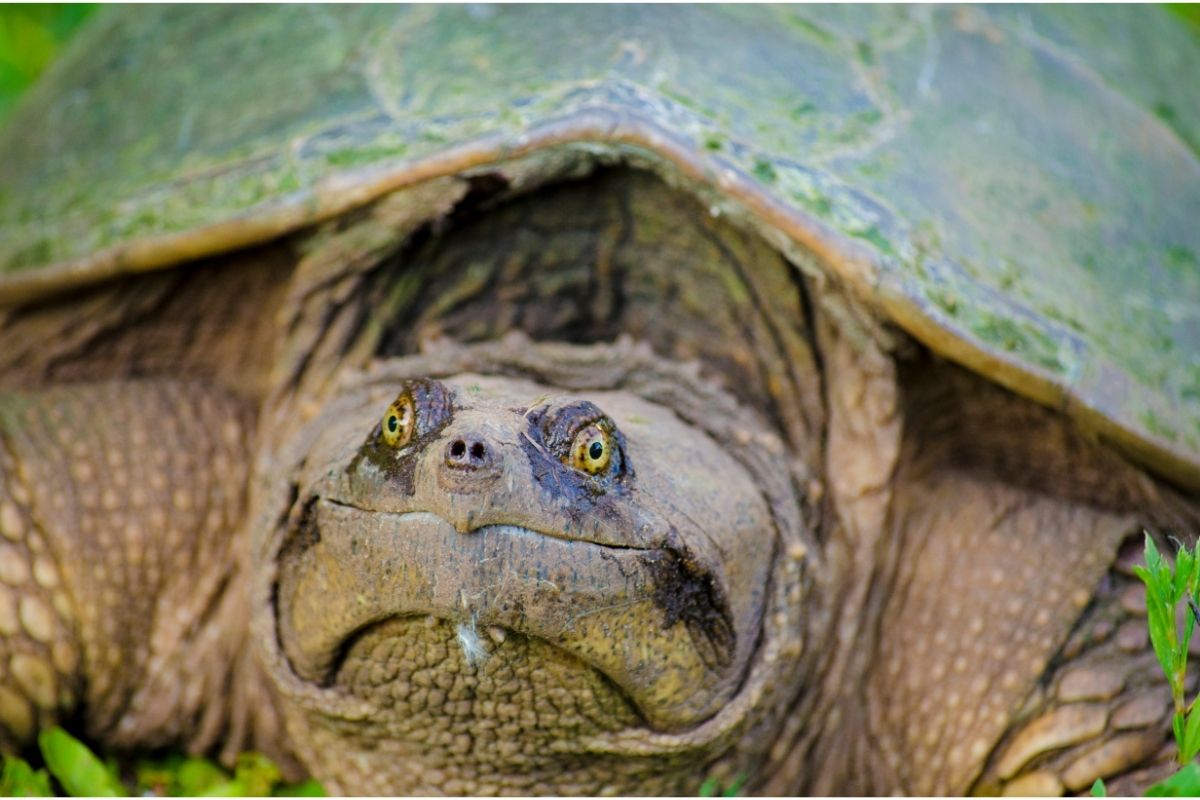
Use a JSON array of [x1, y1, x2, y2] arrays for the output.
[[381, 394, 416, 448]]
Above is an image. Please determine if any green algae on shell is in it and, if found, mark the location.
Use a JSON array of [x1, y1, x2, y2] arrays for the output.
[[0, 4, 1197, 487]]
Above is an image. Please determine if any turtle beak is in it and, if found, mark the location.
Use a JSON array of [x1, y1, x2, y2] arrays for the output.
[[429, 417, 513, 532]]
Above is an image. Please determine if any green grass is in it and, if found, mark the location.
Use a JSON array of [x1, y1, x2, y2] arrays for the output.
[[0, 727, 323, 797]]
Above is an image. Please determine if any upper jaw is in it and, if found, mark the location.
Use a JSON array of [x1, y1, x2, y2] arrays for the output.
[[336, 441, 666, 550], [276, 496, 744, 731]]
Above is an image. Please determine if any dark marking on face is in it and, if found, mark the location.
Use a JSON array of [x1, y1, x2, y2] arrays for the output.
[[519, 399, 633, 517], [644, 546, 735, 671], [349, 379, 455, 495], [527, 401, 630, 481], [279, 494, 322, 565]]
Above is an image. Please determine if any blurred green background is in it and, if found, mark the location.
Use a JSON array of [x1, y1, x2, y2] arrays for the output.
[[0, 3, 1197, 125], [0, 3, 94, 120], [1172, 3, 1200, 31]]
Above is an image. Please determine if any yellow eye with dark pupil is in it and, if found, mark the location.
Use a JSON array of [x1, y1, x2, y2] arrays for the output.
[[381, 396, 415, 448], [571, 424, 612, 475]]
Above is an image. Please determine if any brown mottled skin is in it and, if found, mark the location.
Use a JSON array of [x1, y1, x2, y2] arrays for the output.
[[0, 169, 1196, 795]]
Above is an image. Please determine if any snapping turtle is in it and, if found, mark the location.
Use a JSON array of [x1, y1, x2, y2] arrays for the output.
[[0, 4, 1198, 796]]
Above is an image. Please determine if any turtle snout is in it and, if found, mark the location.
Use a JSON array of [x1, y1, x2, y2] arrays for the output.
[[437, 427, 502, 493]]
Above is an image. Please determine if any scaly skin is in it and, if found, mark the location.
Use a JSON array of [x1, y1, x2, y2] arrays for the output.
[[0, 381, 274, 754], [0, 168, 1197, 794]]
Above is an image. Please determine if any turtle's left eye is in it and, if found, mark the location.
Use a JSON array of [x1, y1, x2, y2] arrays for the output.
[[381, 394, 416, 448], [570, 422, 613, 475]]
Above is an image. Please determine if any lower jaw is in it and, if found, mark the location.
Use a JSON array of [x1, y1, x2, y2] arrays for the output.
[[287, 615, 709, 795], [272, 614, 744, 796], [336, 614, 641, 743]]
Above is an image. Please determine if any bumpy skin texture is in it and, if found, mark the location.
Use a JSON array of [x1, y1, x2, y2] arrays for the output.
[[0, 381, 280, 758], [0, 168, 1196, 795]]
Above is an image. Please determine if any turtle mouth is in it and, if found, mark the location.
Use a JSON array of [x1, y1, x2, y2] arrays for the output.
[[324, 496, 658, 551], [276, 497, 739, 730]]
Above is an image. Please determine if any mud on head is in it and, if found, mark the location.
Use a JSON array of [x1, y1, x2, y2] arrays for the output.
[[258, 337, 812, 793]]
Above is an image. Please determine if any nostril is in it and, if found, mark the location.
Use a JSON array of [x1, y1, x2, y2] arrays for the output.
[[445, 437, 493, 471]]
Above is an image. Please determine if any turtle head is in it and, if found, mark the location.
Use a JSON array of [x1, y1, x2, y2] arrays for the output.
[[263, 339, 809, 793]]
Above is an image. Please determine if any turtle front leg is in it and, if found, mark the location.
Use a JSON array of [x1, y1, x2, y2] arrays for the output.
[[971, 538, 1183, 796], [0, 380, 274, 757], [847, 360, 1198, 796], [796, 331, 1194, 796]]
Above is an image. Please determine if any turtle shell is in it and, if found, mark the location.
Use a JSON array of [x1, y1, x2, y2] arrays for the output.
[[0, 5, 1197, 486]]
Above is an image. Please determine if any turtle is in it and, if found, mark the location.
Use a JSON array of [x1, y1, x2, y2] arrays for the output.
[[0, 4, 1198, 796]]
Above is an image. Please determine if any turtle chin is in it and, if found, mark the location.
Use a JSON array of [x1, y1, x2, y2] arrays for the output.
[[275, 498, 744, 732], [328, 613, 644, 752]]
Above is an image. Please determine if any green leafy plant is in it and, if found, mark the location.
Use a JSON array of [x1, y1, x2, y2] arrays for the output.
[[0, 726, 323, 797], [38, 728, 125, 796], [1135, 534, 1200, 766], [698, 773, 747, 797], [136, 755, 227, 797], [1, 755, 53, 796], [1093, 533, 1200, 797], [1145, 763, 1200, 797]]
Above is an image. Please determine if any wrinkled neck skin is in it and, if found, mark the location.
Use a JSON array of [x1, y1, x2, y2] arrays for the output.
[[758, 314, 905, 794], [251, 338, 815, 795]]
